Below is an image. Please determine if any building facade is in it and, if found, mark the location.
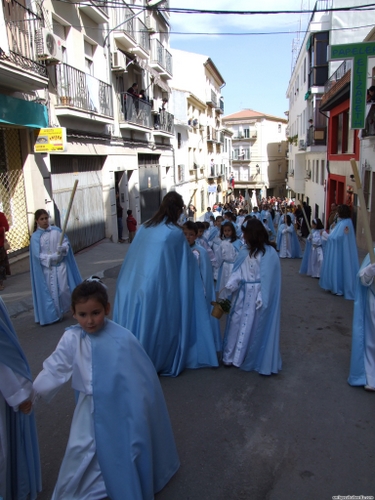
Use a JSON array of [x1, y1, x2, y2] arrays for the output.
[[222, 110, 288, 203]]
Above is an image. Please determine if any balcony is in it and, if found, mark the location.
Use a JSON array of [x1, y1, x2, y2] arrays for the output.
[[206, 127, 218, 143], [153, 110, 174, 135], [130, 19, 150, 59], [56, 64, 113, 121], [305, 126, 327, 147], [150, 39, 172, 78], [206, 89, 218, 108], [323, 60, 352, 102], [216, 96, 224, 114], [117, 92, 152, 130], [208, 163, 223, 178], [0, 0, 48, 91], [112, 6, 137, 52], [77, 0, 109, 24]]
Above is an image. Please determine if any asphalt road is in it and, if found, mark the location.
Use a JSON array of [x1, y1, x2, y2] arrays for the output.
[[13, 257, 375, 500]]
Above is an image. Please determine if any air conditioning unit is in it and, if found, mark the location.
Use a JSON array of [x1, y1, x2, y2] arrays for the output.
[[145, 15, 157, 33], [111, 50, 127, 72], [36, 28, 63, 62]]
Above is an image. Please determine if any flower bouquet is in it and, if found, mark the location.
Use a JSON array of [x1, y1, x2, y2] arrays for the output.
[[211, 298, 231, 319]]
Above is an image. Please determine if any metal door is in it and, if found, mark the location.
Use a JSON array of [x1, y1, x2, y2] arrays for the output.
[[50, 155, 105, 252], [139, 159, 160, 223]]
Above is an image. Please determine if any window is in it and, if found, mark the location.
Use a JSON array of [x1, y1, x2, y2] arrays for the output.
[[244, 128, 249, 138], [278, 164, 282, 174], [278, 143, 282, 153], [303, 57, 306, 83], [331, 109, 354, 155], [320, 160, 325, 185], [84, 40, 95, 76], [177, 132, 182, 149], [200, 189, 205, 212], [278, 124, 281, 133], [308, 31, 329, 87], [177, 164, 184, 183], [243, 148, 250, 160]]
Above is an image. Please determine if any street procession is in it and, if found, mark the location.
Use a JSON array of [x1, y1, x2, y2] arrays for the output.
[[1, 0, 375, 499]]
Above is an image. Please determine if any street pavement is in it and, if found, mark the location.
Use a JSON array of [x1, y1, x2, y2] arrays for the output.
[[7, 239, 375, 500]]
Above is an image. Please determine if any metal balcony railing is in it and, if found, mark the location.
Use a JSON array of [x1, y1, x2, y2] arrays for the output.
[[117, 92, 152, 128], [56, 63, 113, 117], [151, 38, 164, 67], [324, 60, 352, 94], [1, 0, 47, 77], [113, 5, 135, 40], [165, 49, 172, 76], [137, 18, 150, 53], [92, 0, 108, 16], [154, 110, 174, 133]]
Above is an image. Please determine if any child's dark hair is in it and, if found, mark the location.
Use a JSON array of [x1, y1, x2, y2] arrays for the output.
[[203, 221, 210, 230], [312, 218, 324, 230], [283, 214, 292, 226], [242, 218, 271, 257], [196, 221, 205, 232], [71, 279, 108, 312], [183, 221, 197, 234], [127, 209, 132, 216], [220, 221, 237, 242], [33, 209, 49, 232]]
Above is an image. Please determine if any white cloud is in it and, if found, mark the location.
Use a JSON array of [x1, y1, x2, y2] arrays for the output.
[[169, 0, 309, 35]]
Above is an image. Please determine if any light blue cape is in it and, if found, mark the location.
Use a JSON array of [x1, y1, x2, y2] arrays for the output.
[[113, 221, 218, 376], [0, 298, 41, 500], [191, 243, 221, 351], [319, 218, 359, 300], [224, 245, 282, 374], [90, 319, 179, 499], [348, 252, 374, 386], [276, 223, 302, 258], [29, 226, 82, 325]]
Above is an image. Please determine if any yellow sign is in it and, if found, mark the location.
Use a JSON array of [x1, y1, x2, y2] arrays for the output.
[[34, 127, 66, 152]]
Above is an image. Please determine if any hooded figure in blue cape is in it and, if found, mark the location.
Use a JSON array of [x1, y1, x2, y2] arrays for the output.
[[348, 253, 375, 389], [33, 280, 179, 499], [277, 214, 302, 258], [319, 204, 359, 300], [0, 297, 41, 500], [220, 219, 282, 374], [30, 210, 82, 325], [113, 192, 218, 377], [182, 221, 222, 352]]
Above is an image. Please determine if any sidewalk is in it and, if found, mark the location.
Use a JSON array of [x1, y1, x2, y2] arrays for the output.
[[4, 238, 130, 318]]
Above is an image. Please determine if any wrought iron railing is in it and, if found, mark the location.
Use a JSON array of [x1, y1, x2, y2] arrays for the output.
[[92, 0, 108, 16], [155, 110, 174, 133], [113, 5, 135, 40], [117, 92, 152, 128], [137, 18, 150, 53], [2, 0, 47, 78], [324, 60, 352, 94], [165, 49, 172, 76], [151, 38, 164, 67], [56, 63, 113, 117]]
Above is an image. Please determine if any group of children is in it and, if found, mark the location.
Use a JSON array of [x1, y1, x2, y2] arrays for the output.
[[2, 197, 375, 498]]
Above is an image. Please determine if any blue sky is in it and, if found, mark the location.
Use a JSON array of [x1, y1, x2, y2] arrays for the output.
[[169, 1, 311, 119]]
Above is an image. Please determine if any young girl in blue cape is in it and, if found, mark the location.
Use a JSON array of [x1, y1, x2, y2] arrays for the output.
[[183, 221, 222, 352], [219, 218, 282, 374], [215, 221, 242, 292], [300, 218, 324, 278], [30, 209, 82, 325], [277, 214, 302, 258], [33, 279, 179, 500], [0, 297, 41, 500]]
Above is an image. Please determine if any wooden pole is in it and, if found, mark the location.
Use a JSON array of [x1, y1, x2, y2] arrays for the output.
[[58, 179, 79, 247], [350, 159, 375, 264], [299, 202, 311, 234]]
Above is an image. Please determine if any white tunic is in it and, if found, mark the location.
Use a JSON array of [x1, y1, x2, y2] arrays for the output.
[[33, 328, 107, 500], [215, 240, 239, 292], [306, 230, 324, 278], [39, 227, 70, 318], [221, 254, 262, 366], [359, 269, 375, 388], [278, 225, 294, 258], [0, 363, 33, 499]]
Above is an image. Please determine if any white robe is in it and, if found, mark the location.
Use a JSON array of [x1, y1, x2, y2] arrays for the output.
[[33, 329, 107, 500], [0, 363, 33, 498], [306, 230, 323, 278], [278, 225, 294, 258], [39, 227, 70, 317], [215, 240, 239, 292], [358, 269, 375, 388], [221, 254, 262, 366]]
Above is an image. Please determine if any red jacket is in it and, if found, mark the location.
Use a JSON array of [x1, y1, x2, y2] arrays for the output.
[[126, 215, 137, 232], [0, 212, 9, 246]]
